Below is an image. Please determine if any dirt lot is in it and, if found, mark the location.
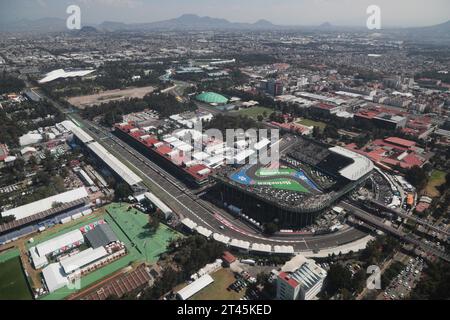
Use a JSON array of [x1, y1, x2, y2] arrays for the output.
[[67, 86, 155, 109]]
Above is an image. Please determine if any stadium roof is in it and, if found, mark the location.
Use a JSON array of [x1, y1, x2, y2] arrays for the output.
[[85, 224, 118, 248], [71, 125, 94, 144], [195, 92, 228, 104], [329, 146, 374, 181], [39, 69, 95, 84], [87, 142, 143, 186], [177, 274, 214, 300], [1, 187, 89, 220], [60, 247, 108, 274], [34, 229, 84, 257]]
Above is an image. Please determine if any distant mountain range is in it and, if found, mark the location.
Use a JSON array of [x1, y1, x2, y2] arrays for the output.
[[97, 14, 279, 31], [1, 14, 449, 39]]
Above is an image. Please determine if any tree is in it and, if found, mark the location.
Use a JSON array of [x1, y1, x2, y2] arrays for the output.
[[263, 222, 279, 236], [323, 263, 353, 297], [114, 183, 132, 201], [146, 211, 163, 233], [405, 166, 428, 190]]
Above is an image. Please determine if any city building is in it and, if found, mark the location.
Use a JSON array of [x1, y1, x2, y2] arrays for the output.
[[276, 255, 327, 300], [346, 137, 433, 171]]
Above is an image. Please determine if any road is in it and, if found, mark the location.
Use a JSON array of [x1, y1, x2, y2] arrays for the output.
[[342, 201, 450, 262], [369, 199, 450, 238], [33, 87, 371, 253]]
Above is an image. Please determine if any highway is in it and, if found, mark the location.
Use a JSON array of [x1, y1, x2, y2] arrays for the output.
[[33, 87, 371, 252], [368, 199, 450, 238], [341, 201, 450, 262]]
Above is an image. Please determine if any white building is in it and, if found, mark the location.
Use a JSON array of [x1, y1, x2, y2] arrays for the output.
[[276, 255, 327, 300], [1, 187, 89, 221], [177, 274, 214, 300]]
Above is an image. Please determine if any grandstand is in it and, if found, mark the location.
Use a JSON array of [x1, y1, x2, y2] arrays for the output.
[[214, 137, 374, 228]]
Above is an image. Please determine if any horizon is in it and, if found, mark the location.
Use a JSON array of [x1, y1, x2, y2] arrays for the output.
[[1, 0, 450, 28]]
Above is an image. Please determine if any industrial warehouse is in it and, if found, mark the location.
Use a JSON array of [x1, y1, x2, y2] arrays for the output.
[[214, 137, 374, 228]]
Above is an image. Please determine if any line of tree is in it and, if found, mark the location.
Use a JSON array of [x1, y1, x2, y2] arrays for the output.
[[81, 92, 197, 126], [0, 72, 25, 95]]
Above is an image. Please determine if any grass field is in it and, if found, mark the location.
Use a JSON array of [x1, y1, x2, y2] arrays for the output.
[[0, 252, 32, 300], [234, 106, 273, 119], [106, 203, 182, 263], [296, 118, 327, 132], [255, 178, 310, 192], [256, 168, 296, 177], [424, 170, 447, 197], [190, 269, 245, 300]]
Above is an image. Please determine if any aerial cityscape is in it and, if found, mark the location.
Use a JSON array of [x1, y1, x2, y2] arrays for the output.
[[0, 0, 449, 306]]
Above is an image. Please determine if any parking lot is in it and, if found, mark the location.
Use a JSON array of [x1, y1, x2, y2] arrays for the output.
[[381, 256, 425, 300]]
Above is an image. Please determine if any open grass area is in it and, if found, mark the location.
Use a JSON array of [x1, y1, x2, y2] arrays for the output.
[[0, 251, 32, 300], [296, 118, 327, 132], [106, 203, 182, 263], [424, 170, 447, 197], [234, 106, 273, 119], [190, 269, 245, 300]]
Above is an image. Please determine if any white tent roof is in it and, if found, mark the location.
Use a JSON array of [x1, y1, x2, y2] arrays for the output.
[[230, 239, 250, 250], [181, 218, 198, 231], [212, 233, 230, 245], [195, 226, 213, 238], [42, 263, 69, 293], [34, 229, 84, 257], [60, 247, 108, 274], [39, 69, 95, 84], [1, 187, 89, 220], [19, 133, 43, 146], [177, 274, 214, 300], [273, 245, 295, 254], [251, 243, 272, 253]]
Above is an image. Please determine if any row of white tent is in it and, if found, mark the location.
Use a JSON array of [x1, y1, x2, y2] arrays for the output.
[[181, 218, 294, 255]]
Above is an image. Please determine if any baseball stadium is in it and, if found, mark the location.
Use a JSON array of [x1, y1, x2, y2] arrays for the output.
[[214, 137, 374, 228]]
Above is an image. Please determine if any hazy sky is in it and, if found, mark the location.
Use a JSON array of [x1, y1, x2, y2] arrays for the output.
[[1, 0, 449, 27]]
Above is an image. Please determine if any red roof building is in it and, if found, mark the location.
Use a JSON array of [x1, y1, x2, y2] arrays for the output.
[[0, 144, 9, 161], [222, 251, 237, 266]]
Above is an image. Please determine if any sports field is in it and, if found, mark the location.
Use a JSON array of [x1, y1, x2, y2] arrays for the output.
[[0, 249, 32, 300], [296, 118, 327, 132], [234, 106, 273, 119], [106, 203, 182, 263], [424, 170, 447, 197], [231, 166, 320, 193], [40, 203, 182, 300]]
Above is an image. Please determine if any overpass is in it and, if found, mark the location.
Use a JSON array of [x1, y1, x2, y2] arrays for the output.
[[368, 199, 450, 238], [342, 201, 450, 263]]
